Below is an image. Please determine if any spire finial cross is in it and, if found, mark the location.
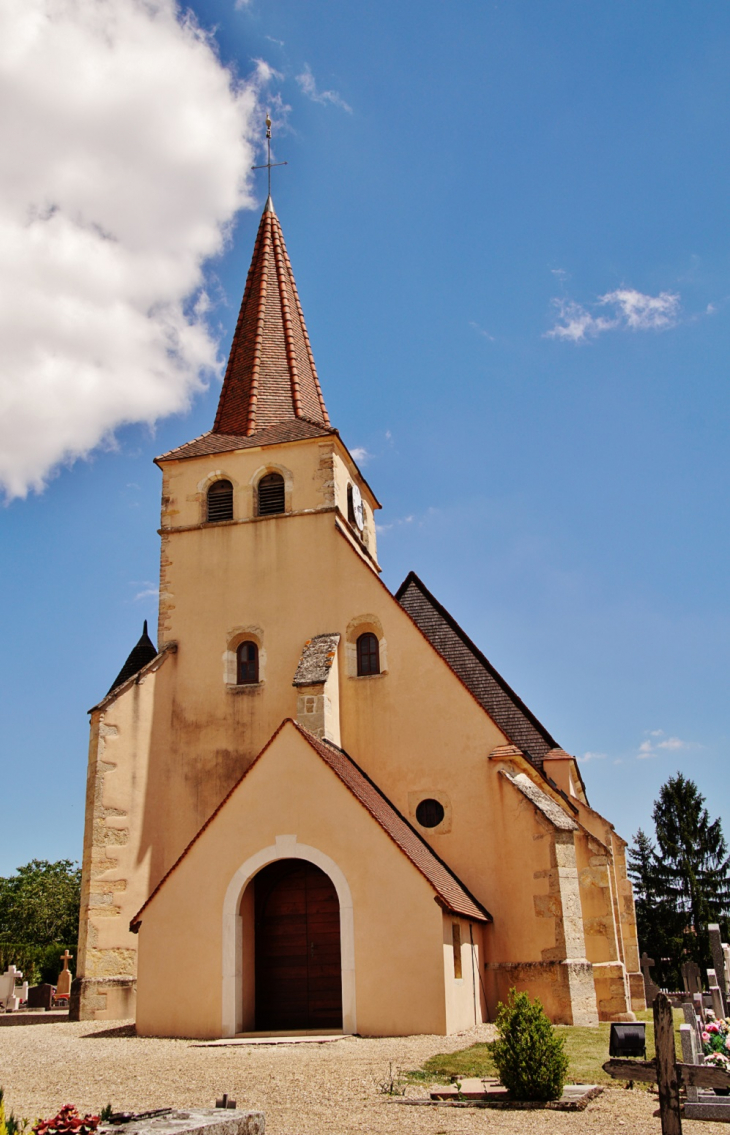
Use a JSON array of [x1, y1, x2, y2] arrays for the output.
[[252, 114, 288, 199]]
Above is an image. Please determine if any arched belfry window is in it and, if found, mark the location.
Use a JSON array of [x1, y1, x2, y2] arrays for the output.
[[347, 484, 355, 525], [237, 641, 259, 684], [258, 473, 285, 516], [356, 632, 380, 677], [207, 479, 233, 522]]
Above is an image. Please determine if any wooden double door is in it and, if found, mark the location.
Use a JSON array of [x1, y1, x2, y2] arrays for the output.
[[254, 859, 342, 1031]]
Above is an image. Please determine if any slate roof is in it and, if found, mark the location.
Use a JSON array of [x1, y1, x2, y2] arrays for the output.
[[293, 633, 340, 686], [396, 572, 558, 768], [212, 197, 330, 438], [107, 621, 158, 696], [130, 719, 491, 929]]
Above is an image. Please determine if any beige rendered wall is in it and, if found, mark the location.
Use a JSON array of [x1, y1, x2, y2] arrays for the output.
[[80, 430, 639, 1027], [135, 725, 451, 1039], [443, 915, 486, 1033]]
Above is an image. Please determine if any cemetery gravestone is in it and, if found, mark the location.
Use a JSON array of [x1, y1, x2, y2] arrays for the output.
[[55, 950, 73, 1001], [0, 966, 29, 1011], [27, 984, 55, 1010], [709, 925, 728, 998], [641, 952, 661, 1005], [681, 961, 702, 997]]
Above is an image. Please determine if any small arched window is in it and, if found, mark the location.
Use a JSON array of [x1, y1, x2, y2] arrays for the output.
[[258, 472, 285, 516], [207, 479, 233, 522], [347, 484, 355, 525], [237, 641, 259, 685], [356, 632, 380, 676]]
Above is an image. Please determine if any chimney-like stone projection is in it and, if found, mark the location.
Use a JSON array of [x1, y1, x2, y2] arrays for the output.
[[292, 632, 341, 746]]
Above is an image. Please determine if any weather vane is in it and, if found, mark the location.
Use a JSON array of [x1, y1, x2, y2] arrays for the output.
[[252, 114, 287, 198]]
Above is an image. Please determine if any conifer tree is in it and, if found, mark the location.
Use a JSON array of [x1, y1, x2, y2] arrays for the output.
[[629, 774, 730, 986]]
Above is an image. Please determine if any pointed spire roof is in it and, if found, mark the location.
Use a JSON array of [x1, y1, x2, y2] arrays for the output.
[[107, 620, 158, 696], [212, 198, 331, 437]]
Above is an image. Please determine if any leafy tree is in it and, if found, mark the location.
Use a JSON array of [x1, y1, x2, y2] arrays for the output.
[[0, 860, 81, 946], [629, 774, 730, 987]]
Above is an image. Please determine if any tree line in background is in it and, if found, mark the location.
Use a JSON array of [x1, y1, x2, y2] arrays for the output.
[[0, 859, 80, 985], [629, 772, 730, 990]]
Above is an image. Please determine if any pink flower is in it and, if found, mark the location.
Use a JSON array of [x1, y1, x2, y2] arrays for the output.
[[702, 1032, 711, 1043], [708, 1023, 720, 1033], [725, 1038, 730, 1052]]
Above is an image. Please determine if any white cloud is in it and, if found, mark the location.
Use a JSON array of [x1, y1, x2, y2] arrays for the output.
[[0, 0, 271, 499], [546, 287, 680, 343], [350, 446, 370, 465], [637, 729, 694, 759], [296, 64, 352, 113], [601, 288, 680, 331], [578, 751, 606, 763]]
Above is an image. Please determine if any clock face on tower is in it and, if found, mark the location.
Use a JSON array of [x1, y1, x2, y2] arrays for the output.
[[351, 483, 364, 531]]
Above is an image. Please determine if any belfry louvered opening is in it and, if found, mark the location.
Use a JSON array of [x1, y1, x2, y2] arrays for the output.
[[207, 479, 234, 522], [258, 473, 285, 516]]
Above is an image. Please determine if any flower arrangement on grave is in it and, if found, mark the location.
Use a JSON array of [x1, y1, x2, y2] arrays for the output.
[[32, 1107, 99, 1135], [701, 1010, 730, 1069]]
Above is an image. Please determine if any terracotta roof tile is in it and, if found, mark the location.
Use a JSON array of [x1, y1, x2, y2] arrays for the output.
[[396, 572, 558, 769], [155, 419, 336, 463], [130, 719, 490, 929], [212, 198, 330, 437]]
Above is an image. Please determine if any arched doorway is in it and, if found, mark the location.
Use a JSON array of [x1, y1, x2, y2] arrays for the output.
[[254, 858, 342, 1031]]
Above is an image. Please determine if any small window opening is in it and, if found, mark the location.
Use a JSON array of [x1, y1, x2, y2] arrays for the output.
[[452, 922, 462, 979], [347, 484, 356, 525], [356, 632, 380, 676], [416, 798, 445, 828], [258, 473, 285, 516], [237, 641, 259, 684], [207, 479, 233, 522]]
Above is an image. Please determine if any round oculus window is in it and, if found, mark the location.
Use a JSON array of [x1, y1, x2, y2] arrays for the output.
[[416, 798, 445, 828]]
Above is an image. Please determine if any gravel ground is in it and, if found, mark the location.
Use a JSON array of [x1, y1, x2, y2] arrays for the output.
[[2, 1019, 729, 1135]]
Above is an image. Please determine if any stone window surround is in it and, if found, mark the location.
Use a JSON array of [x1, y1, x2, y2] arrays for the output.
[[408, 789, 452, 834], [224, 626, 266, 689], [345, 614, 388, 678], [193, 463, 294, 525], [251, 462, 294, 517]]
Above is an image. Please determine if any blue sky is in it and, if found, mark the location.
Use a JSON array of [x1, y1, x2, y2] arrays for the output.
[[2, 0, 729, 875]]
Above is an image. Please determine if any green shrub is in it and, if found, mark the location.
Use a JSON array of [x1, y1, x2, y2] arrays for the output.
[[490, 988, 569, 1101]]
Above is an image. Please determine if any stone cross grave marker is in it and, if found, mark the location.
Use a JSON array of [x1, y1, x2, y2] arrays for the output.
[[55, 950, 73, 999], [641, 951, 661, 1005], [0, 965, 29, 1011]]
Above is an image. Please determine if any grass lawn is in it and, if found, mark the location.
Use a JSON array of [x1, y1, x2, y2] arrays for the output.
[[407, 1009, 685, 1087]]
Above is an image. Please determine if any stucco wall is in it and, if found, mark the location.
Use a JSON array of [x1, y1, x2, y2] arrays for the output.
[[135, 724, 452, 1038]]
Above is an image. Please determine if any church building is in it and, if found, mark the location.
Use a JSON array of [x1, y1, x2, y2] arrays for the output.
[[74, 195, 644, 1038]]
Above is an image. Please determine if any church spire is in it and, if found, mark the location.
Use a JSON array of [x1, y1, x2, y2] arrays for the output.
[[212, 199, 330, 437]]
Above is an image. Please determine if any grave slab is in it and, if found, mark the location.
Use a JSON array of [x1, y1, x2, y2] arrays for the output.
[[0, 1010, 69, 1026], [99, 1109, 263, 1135], [404, 1081, 602, 1111]]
